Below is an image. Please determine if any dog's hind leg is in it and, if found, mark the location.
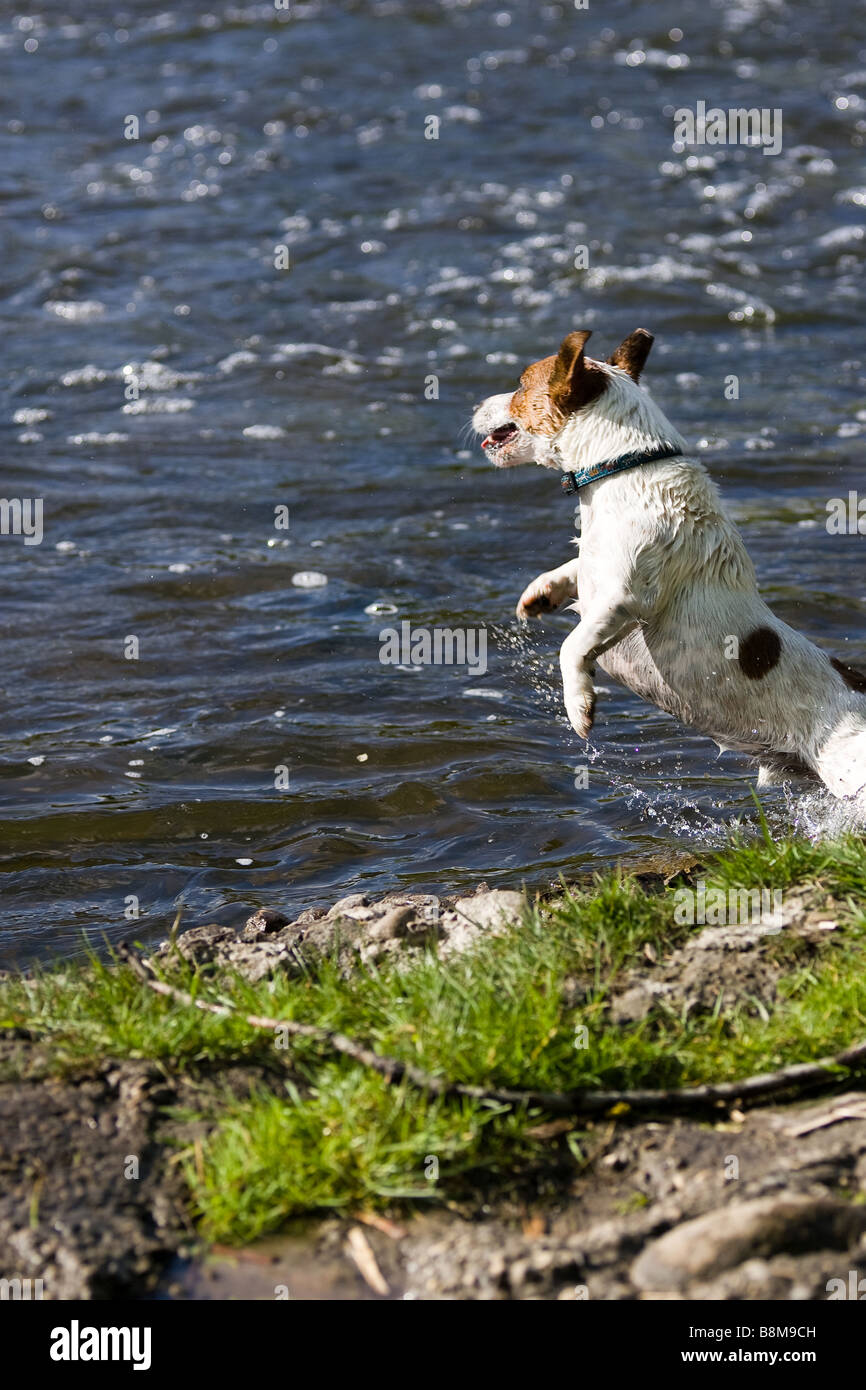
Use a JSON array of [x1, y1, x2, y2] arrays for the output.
[[814, 720, 866, 800], [756, 754, 819, 788], [516, 558, 580, 621]]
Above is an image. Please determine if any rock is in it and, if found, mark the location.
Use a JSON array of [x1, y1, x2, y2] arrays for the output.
[[157, 890, 449, 982], [452, 889, 526, 930], [631, 1196, 866, 1292], [168, 924, 236, 966], [293, 906, 328, 926], [154, 881, 524, 980], [359, 903, 445, 967], [326, 893, 371, 920], [441, 889, 527, 956], [367, 906, 419, 942], [243, 907, 289, 938]]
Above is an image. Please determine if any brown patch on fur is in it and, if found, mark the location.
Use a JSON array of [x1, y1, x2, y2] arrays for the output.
[[831, 657, 866, 693], [509, 331, 608, 437], [607, 328, 654, 381], [738, 627, 782, 680]]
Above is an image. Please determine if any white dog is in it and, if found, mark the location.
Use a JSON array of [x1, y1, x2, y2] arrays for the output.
[[473, 328, 866, 799]]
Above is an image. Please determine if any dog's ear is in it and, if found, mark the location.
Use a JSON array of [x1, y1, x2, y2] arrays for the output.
[[607, 328, 654, 381], [549, 330, 593, 413]]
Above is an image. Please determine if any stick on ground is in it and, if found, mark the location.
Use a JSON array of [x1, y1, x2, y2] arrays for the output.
[[116, 943, 866, 1118]]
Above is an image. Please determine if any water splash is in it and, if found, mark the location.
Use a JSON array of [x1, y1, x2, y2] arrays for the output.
[[783, 785, 866, 840]]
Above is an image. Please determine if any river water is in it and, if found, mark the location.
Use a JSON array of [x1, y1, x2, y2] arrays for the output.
[[1, 0, 864, 963]]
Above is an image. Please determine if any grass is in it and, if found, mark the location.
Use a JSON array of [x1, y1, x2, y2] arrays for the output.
[[2, 827, 866, 1243]]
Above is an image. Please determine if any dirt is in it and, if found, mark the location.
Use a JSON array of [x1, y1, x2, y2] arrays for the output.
[[150, 1089, 866, 1301], [608, 888, 842, 1023], [0, 1060, 186, 1300], [393, 1093, 866, 1300]]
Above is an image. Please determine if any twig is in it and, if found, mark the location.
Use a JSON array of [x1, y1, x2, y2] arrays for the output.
[[353, 1211, 407, 1241], [785, 1098, 866, 1137], [345, 1226, 390, 1296], [116, 943, 866, 1117]]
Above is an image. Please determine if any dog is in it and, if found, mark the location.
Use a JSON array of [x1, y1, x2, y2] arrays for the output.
[[473, 327, 866, 800]]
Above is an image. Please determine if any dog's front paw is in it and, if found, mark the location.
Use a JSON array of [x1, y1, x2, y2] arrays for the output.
[[516, 573, 566, 622], [563, 675, 596, 739]]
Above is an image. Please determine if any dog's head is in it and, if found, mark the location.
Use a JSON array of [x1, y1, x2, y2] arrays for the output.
[[472, 328, 655, 469]]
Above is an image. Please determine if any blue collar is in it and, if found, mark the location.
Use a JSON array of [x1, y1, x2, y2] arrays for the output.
[[560, 443, 683, 494]]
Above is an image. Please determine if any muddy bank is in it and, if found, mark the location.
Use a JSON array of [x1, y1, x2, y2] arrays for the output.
[[0, 1058, 185, 1300], [3, 864, 866, 1301], [5, 1057, 866, 1301], [152, 1088, 866, 1302]]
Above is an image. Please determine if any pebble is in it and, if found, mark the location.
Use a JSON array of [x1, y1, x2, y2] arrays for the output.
[[631, 1196, 866, 1292]]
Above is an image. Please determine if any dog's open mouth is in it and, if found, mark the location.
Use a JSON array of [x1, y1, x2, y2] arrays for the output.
[[481, 422, 518, 454]]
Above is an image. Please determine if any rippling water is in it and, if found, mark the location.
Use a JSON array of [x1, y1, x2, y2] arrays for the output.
[[1, 0, 865, 963]]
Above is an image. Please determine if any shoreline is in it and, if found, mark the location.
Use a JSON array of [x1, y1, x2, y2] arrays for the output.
[[3, 830, 866, 1301]]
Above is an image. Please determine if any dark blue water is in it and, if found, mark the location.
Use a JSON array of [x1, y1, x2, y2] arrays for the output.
[[1, 0, 864, 963]]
